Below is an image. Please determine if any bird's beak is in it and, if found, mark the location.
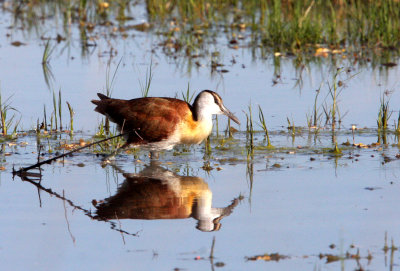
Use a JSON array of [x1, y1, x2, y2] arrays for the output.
[[221, 105, 240, 125]]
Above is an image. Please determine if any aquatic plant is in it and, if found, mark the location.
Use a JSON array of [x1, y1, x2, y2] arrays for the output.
[[66, 101, 74, 134], [58, 89, 63, 130], [287, 116, 295, 136], [258, 105, 273, 148], [139, 60, 154, 98], [103, 58, 123, 134], [41, 40, 56, 90], [52, 90, 58, 131], [95, 119, 106, 138], [181, 83, 196, 103], [0, 89, 19, 136], [377, 95, 392, 131], [42, 40, 55, 65], [105, 58, 122, 98], [204, 136, 212, 157], [394, 112, 400, 135], [331, 142, 342, 155], [306, 86, 322, 129], [327, 68, 341, 130], [43, 105, 47, 131], [5, 0, 400, 70], [145, 0, 400, 67], [244, 104, 254, 158]]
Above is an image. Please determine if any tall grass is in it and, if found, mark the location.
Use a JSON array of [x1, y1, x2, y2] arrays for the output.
[[306, 87, 322, 129], [181, 83, 196, 103], [105, 58, 122, 98], [145, 0, 400, 60], [244, 104, 254, 158], [139, 60, 154, 98], [103, 58, 122, 134], [377, 95, 392, 131], [258, 105, 273, 148], [58, 89, 63, 130], [66, 101, 74, 134], [7, 1, 400, 67], [43, 105, 47, 131], [52, 90, 58, 131], [0, 88, 20, 136]]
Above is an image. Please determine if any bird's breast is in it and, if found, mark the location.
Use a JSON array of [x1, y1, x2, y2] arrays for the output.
[[177, 116, 213, 145]]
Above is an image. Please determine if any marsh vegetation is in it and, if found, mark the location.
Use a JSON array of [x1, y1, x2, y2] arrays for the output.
[[1, 1, 400, 270]]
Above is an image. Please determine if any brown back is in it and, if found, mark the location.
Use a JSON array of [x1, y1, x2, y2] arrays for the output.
[[92, 96, 193, 144]]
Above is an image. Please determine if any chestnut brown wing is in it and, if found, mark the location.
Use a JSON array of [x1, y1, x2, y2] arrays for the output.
[[93, 97, 192, 144]]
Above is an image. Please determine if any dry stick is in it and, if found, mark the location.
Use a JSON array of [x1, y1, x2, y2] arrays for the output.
[[13, 132, 130, 175]]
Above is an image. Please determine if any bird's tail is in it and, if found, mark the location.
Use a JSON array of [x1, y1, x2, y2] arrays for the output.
[[91, 93, 111, 113]]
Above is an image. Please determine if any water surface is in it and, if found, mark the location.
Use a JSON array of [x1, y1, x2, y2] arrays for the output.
[[0, 2, 400, 271]]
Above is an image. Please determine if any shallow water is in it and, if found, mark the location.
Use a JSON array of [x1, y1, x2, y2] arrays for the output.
[[1, 2, 400, 271], [2, 131, 400, 270]]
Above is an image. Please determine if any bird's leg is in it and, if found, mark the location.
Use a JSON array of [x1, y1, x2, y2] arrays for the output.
[[102, 142, 130, 163], [149, 151, 160, 160]]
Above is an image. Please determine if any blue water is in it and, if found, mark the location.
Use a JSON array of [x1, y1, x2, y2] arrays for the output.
[[0, 4, 400, 271]]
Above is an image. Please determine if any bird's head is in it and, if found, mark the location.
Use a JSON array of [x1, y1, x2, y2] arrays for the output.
[[193, 90, 240, 125]]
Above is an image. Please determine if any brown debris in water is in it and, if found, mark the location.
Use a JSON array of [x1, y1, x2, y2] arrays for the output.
[[246, 253, 288, 262], [11, 41, 26, 46]]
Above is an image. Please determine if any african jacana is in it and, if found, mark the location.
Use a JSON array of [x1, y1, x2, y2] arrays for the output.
[[94, 163, 241, 231], [91, 90, 240, 159]]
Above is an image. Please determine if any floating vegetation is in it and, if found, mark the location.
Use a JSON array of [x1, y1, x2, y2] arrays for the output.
[[245, 238, 398, 269], [331, 142, 342, 155]]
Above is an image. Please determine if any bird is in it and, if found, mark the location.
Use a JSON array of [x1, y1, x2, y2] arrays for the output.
[[91, 90, 240, 160], [93, 163, 241, 232]]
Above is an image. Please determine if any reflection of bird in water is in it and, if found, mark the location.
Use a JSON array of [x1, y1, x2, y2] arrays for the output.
[[93, 164, 241, 232], [91, 90, 240, 160]]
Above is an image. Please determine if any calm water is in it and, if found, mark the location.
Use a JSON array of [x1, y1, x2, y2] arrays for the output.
[[0, 2, 400, 271]]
